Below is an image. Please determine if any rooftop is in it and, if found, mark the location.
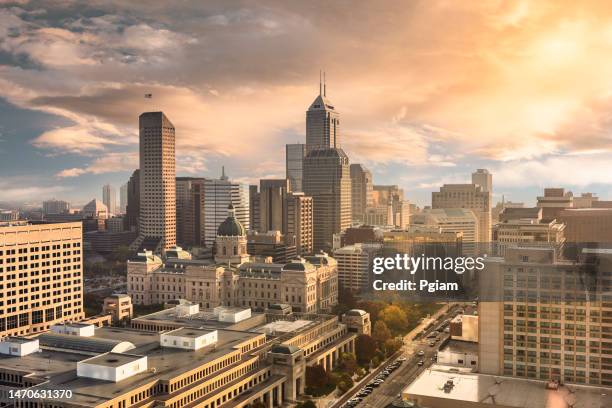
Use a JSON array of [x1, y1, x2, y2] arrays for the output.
[[403, 368, 612, 408], [80, 352, 144, 368]]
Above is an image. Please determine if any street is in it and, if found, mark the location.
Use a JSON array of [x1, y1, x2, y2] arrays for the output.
[[332, 303, 459, 408]]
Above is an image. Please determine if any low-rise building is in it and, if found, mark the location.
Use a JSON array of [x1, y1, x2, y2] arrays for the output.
[[103, 294, 133, 323]]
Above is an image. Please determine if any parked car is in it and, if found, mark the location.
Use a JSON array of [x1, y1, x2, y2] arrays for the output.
[[417, 350, 425, 356], [417, 360, 424, 366]]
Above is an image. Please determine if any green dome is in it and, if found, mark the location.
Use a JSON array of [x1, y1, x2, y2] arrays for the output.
[[217, 204, 245, 236]]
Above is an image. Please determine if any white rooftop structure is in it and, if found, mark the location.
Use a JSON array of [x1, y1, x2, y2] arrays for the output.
[[256, 319, 313, 336], [213, 306, 251, 323], [77, 352, 147, 382], [0, 337, 39, 357], [160, 328, 218, 351], [51, 323, 96, 337]]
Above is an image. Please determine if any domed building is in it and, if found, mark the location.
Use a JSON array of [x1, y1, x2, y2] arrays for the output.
[[214, 204, 250, 265]]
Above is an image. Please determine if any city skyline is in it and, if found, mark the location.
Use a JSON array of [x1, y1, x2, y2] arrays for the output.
[[4, 1, 612, 207]]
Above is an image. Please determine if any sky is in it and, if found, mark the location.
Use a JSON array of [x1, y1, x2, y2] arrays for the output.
[[2, 0, 612, 208]]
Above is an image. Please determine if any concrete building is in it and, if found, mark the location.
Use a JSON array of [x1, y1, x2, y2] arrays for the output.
[[450, 314, 479, 342], [283, 192, 313, 256], [334, 243, 382, 292], [249, 184, 261, 233], [572, 192, 599, 208], [103, 294, 133, 323], [247, 230, 297, 263], [479, 246, 612, 386], [128, 206, 337, 313], [106, 216, 125, 233], [42, 199, 70, 215], [402, 366, 612, 408], [437, 340, 479, 369], [494, 207, 566, 256], [102, 184, 117, 216], [536, 188, 573, 222], [364, 204, 394, 227], [432, 183, 491, 244], [135, 112, 176, 252], [286, 143, 305, 192], [305, 77, 340, 153], [411, 208, 479, 256], [83, 198, 108, 220], [350, 164, 373, 223], [492, 199, 524, 223], [0, 209, 19, 221], [559, 208, 612, 243], [0, 309, 362, 408], [372, 185, 410, 228], [0, 221, 84, 338], [472, 168, 492, 193], [202, 170, 250, 248], [342, 309, 372, 336], [303, 148, 351, 252], [259, 179, 290, 233], [125, 169, 140, 232], [176, 177, 207, 247]]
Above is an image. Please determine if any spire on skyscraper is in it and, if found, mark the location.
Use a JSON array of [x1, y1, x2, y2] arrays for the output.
[[220, 165, 228, 181]]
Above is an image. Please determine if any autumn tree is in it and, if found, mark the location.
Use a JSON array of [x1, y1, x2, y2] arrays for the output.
[[372, 320, 392, 344], [378, 304, 409, 333], [355, 334, 377, 365]]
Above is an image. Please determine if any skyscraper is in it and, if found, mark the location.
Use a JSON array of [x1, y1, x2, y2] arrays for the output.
[[136, 112, 176, 251], [259, 179, 290, 232], [286, 143, 305, 192], [472, 168, 492, 193], [305, 75, 340, 153], [102, 184, 117, 215], [283, 192, 313, 256], [176, 177, 207, 247], [350, 164, 373, 223], [203, 170, 250, 247], [303, 148, 351, 252], [119, 183, 128, 214], [125, 169, 140, 232]]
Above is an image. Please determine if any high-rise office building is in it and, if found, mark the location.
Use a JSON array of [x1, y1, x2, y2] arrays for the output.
[[249, 185, 260, 233], [479, 246, 612, 386], [176, 177, 207, 247], [203, 171, 250, 247], [303, 148, 351, 252], [42, 199, 70, 215], [102, 184, 117, 215], [259, 179, 290, 232], [283, 192, 313, 256], [432, 182, 492, 243], [119, 183, 128, 214], [350, 164, 373, 223], [411, 208, 479, 256], [305, 76, 340, 153], [334, 243, 381, 292], [286, 143, 305, 192], [125, 169, 140, 232], [0, 221, 84, 338], [472, 168, 492, 192], [136, 112, 176, 251]]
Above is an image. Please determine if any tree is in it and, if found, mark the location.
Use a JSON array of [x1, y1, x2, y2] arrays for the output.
[[355, 334, 377, 365], [378, 304, 409, 333], [306, 364, 329, 389], [372, 320, 392, 344], [337, 352, 358, 375], [384, 338, 403, 356]]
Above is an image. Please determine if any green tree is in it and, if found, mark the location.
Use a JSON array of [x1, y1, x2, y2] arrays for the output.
[[372, 320, 392, 344], [384, 338, 403, 356], [337, 352, 358, 375], [355, 334, 377, 365], [378, 304, 409, 333]]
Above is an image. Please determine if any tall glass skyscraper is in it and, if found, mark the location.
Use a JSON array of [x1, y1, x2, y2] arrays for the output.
[[286, 143, 305, 192]]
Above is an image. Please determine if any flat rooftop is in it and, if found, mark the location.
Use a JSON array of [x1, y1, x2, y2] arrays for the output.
[[165, 327, 216, 338], [81, 352, 144, 368], [442, 340, 478, 354], [255, 319, 314, 335], [403, 368, 612, 408], [132, 308, 264, 330]]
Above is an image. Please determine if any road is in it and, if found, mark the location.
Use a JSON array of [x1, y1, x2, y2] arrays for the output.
[[332, 303, 460, 408]]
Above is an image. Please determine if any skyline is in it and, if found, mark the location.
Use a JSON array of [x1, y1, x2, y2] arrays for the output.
[[3, 1, 612, 206]]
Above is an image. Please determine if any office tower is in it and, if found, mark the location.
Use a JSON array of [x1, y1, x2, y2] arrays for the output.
[[559, 208, 612, 243], [472, 168, 492, 192], [494, 207, 565, 256], [286, 143, 305, 192], [303, 148, 351, 252], [82, 198, 108, 219], [479, 246, 612, 386], [259, 179, 290, 232], [102, 184, 117, 215], [432, 183, 491, 243], [305, 76, 340, 153], [350, 164, 373, 223], [0, 221, 84, 338], [249, 185, 260, 232], [283, 192, 313, 256], [137, 111, 176, 251], [176, 177, 206, 247], [411, 208, 479, 255], [203, 171, 250, 247], [119, 183, 128, 213], [536, 188, 573, 222], [125, 169, 140, 232], [334, 243, 382, 292], [42, 199, 70, 215]]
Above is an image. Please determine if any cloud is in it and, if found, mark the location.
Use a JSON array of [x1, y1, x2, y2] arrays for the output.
[[56, 152, 138, 177]]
